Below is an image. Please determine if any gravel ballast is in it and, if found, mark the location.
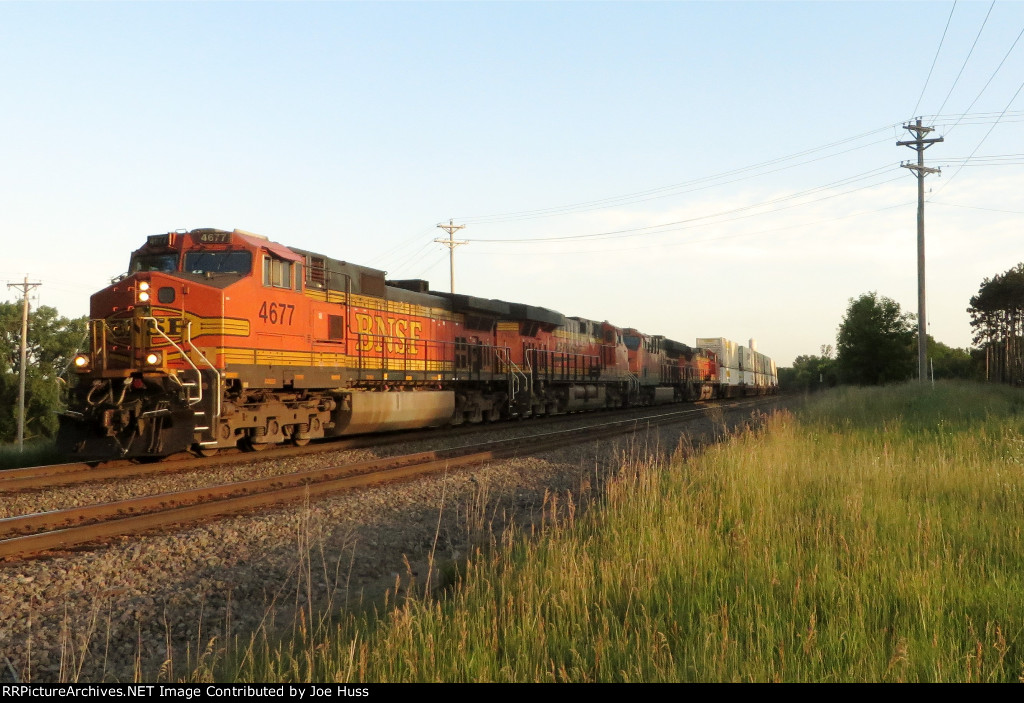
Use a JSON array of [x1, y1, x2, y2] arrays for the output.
[[0, 398, 794, 682]]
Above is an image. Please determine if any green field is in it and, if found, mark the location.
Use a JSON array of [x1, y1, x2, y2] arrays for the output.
[[199, 382, 1024, 681]]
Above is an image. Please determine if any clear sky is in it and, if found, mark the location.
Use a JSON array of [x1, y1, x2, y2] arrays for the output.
[[2, 1, 1022, 367]]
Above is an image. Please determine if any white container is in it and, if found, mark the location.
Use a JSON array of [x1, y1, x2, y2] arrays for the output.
[[697, 337, 738, 370]]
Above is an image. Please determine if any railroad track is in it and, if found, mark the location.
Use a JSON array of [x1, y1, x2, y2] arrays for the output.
[[0, 396, 762, 492], [0, 397, 777, 561]]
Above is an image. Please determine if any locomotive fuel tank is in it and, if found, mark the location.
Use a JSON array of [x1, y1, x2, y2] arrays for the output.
[[327, 390, 456, 435]]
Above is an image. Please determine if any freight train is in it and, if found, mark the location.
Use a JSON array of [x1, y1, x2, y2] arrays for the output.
[[57, 228, 777, 460]]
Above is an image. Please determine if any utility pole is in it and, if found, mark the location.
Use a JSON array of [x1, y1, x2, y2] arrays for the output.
[[897, 118, 943, 383], [6, 276, 42, 451], [434, 219, 467, 294]]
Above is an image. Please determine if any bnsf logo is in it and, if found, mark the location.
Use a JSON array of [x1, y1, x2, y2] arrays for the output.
[[353, 313, 424, 354]]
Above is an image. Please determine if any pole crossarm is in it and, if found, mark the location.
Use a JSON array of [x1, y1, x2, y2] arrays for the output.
[[435, 219, 468, 294], [897, 138, 944, 149], [901, 163, 942, 175]]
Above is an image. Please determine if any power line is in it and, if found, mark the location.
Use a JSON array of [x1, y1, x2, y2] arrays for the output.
[[463, 166, 901, 244], [930, 201, 1024, 214], [912, 1, 958, 117], [924, 110, 1024, 124], [388, 240, 437, 277], [412, 248, 450, 281], [939, 152, 1024, 160], [467, 201, 913, 257], [449, 111, 1019, 233], [941, 158, 1024, 166], [453, 124, 900, 225], [444, 108, 1023, 237], [943, 24, 1024, 135], [366, 225, 438, 269], [930, 75, 1024, 197], [934, 0, 996, 117]]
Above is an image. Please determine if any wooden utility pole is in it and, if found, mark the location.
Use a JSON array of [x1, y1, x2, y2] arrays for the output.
[[6, 276, 42, 451], [434, 219, 467, 294], [898, 119, 943, 383]]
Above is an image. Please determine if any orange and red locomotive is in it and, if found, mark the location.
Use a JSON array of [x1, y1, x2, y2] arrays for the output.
[[58, 227, 776, 459]]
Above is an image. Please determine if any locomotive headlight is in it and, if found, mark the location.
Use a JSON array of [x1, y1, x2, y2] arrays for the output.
[[137, 280, 151, 303], [72, 354, 90, 370], [138, 290, 151, 302], [144, 351, 162, 366], [138, 281, 151, 291]]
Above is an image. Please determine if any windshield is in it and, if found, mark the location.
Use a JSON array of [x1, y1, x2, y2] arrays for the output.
[[183, 250, 252, 275], [130, 253, 179, 273]]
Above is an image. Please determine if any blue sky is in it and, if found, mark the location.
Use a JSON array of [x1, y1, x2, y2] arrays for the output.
[[2, 1, 1023, 366]]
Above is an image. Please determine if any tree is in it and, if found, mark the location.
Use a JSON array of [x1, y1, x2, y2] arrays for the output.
[[924, 336, 977, 380], [779, 345, 838, 392], [968, 263, 1024, 384], [836, 292, 915, 385], [0, 303, 87, 443]]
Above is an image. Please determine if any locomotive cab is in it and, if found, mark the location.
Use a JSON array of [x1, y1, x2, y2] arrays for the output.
[[58, 229, 267, 459]]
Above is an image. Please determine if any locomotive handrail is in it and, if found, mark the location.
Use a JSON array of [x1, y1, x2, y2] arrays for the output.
[[184, 321, 222, 426], [494, 346, 529, 403], [660, 359, 684, 385], [87, 317, 130, 374], [141, 317, 220, 420], [352, 332, 536, 387], [91, 319, 108, 373], [525, 348, 601, 382], [354, 332, 487, 383], [625, 371, 640, 396], [140, 316, 203, 409]]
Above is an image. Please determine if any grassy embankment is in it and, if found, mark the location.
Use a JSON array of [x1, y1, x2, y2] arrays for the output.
[[196, 382, 1024, 682]]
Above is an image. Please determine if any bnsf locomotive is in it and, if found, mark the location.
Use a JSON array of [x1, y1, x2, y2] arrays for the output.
[[58, 228, 777, 459]]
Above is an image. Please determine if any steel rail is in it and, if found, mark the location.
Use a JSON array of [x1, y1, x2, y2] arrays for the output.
[[0, 397, 778, 561], [0, 397, 767, 492]]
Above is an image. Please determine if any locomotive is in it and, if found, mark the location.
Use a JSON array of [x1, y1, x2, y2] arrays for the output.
[[57, 228, 777, 460]]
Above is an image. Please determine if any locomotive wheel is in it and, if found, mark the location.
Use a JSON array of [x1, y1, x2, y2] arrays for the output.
[[292, 436, 310, 447], [194, 445, 220, 458], [242, 437, 271, 452]]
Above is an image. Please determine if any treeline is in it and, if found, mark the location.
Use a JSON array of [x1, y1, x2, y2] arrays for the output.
[[783, 263, 1024, 391], [780, 292, 976, 392], [968, 263, 1024, 385], [0, 303, 87, 444]]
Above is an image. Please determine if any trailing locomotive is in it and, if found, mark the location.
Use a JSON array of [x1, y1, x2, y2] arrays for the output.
[[57, 228, 777, 460]]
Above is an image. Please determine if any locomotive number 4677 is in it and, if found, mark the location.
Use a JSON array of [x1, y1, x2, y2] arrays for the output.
[[258, 301, 295, 325]]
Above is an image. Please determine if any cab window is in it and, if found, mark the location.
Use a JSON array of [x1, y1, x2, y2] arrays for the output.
[[184, 250, 252, 275], [263, 256, 293, 288], [130, 253, 179, 272]]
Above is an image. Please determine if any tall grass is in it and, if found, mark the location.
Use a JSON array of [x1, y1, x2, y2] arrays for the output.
[[205, 381, 1024, 682]]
